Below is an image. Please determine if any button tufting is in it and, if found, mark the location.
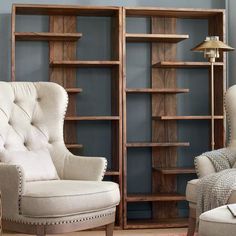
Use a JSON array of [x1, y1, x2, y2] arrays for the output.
[[36, 97, 41, 102], [8, 120, 11, 125], [23, 142, 27, 146]]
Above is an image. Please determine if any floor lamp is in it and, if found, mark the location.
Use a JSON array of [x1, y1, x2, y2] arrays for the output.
[[191, 36, 234, 150]]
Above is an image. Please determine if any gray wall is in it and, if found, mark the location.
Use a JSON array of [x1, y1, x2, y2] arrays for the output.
[[0, 0, 226, 219]]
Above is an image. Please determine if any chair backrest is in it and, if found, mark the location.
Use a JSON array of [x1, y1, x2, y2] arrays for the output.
[[225, 85, 236, 148], [0, 82, 69, 176]]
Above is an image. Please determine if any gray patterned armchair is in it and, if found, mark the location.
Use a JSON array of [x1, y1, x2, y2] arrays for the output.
[[0, 82, 120, 236]]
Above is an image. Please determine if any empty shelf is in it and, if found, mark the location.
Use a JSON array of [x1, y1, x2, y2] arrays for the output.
[[65, 116, 120, 121], [105, 171, 120, 176], [126, 217, 188, 229], [126, 142, 190, 148], [126, 33, 189, 43], [50, 60, 120, 67], [153, 115, 224, 120], [154, 167, 196, 174], [15, 32, 82, 41], [153, 61, 224, 68], [126, 88, 189, 93], [126, 193, 186, 202], [66, 144, 83, 149], [66, 88, 83, 93]]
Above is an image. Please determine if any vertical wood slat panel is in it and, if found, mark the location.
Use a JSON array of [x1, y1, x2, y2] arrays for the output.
[[151, 17, 178, 219], [49, 16, 78, 147]]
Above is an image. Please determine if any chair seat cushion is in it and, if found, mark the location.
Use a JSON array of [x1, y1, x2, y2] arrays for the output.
[[199, 205, 236, 236], [21, 180, 120, 217], [186, 178, 236, 204]]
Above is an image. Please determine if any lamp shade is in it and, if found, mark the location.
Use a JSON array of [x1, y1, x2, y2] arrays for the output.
[[191, 36, 234, 51]]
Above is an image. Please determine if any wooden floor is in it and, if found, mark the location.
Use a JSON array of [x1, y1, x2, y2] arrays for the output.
[[4, 228, 187, 236]]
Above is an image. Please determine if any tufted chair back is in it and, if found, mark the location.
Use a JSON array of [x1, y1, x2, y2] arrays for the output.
[[0, 82, 70, 177]]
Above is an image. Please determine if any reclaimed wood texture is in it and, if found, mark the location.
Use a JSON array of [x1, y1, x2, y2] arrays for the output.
[[49, 16, 78, 152], [209, 13, 226, 149], [151, 17, 178, 220]]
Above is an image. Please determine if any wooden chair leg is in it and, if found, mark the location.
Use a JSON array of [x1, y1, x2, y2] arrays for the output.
[[106, 222, 114, 236], [36, 225, 45, 236], [187, 207, 196, 236]]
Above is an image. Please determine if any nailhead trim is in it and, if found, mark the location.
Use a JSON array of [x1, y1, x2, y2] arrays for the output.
[[3, 210, 115, 226], [16, 166, 23, 214], [101, 159, 108, 180], [224, 90, 232, 145]]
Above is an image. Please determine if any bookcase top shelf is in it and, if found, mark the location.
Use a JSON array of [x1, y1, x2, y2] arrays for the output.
[[126, 33, 189, 43], [125, 7, 224, 18], [13, 4, 120, 16], [15, 32, 82, 41]]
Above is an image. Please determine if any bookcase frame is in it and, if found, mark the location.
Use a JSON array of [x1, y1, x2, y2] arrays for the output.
[[122, 7, 226, 229], [11, 3, 123, 228]]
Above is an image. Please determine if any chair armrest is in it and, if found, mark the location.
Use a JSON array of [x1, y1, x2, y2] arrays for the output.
[[63, 154, 107, 181], [0, 164, 25, 219], [195, 154, 216, 178]]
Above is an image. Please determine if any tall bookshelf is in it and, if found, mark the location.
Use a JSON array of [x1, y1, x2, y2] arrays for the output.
[[11, 4, 123, 228], [122, 7, 226, 229]]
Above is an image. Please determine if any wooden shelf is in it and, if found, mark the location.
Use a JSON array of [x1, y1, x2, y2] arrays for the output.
[[125, 7, 224, 18], [126, 142, 190, 148], [126, 88, 189, 93], [65, 116, 120, 121], [50, 60, 120, 68], [66, 88, 83, 93], [105, 171, 120, 176], [154, 167, 196, 174], [126, 33, 189, 43], [126, 193, 186, 202], [153, 61, 224, 68], [15, 32, 82, 41], [66, 144, 83, 149], [126, 218, 188, 229], [153, 115, 224, 120], [14, 4, 119, 16]]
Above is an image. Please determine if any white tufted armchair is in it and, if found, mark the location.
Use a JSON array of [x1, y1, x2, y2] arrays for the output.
[[186, 85, 236, 236], [0, 82, 120, 236]]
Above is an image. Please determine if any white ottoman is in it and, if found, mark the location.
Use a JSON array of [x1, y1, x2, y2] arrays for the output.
[[199, 205, 236, 236]]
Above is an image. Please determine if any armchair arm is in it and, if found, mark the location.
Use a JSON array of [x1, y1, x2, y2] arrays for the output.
[[63, 154, 107, 181], [0, 164, 25, 219], [195, 155, 216, 178]]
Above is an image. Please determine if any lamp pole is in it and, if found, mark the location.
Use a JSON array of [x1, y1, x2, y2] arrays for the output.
[[211, 61, 215, 150]]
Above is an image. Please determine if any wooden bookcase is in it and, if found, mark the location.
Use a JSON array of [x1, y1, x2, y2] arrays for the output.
[[11, 4, 123, 228], [11, 4, 226, 230], [122, 7, 226, 229]]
